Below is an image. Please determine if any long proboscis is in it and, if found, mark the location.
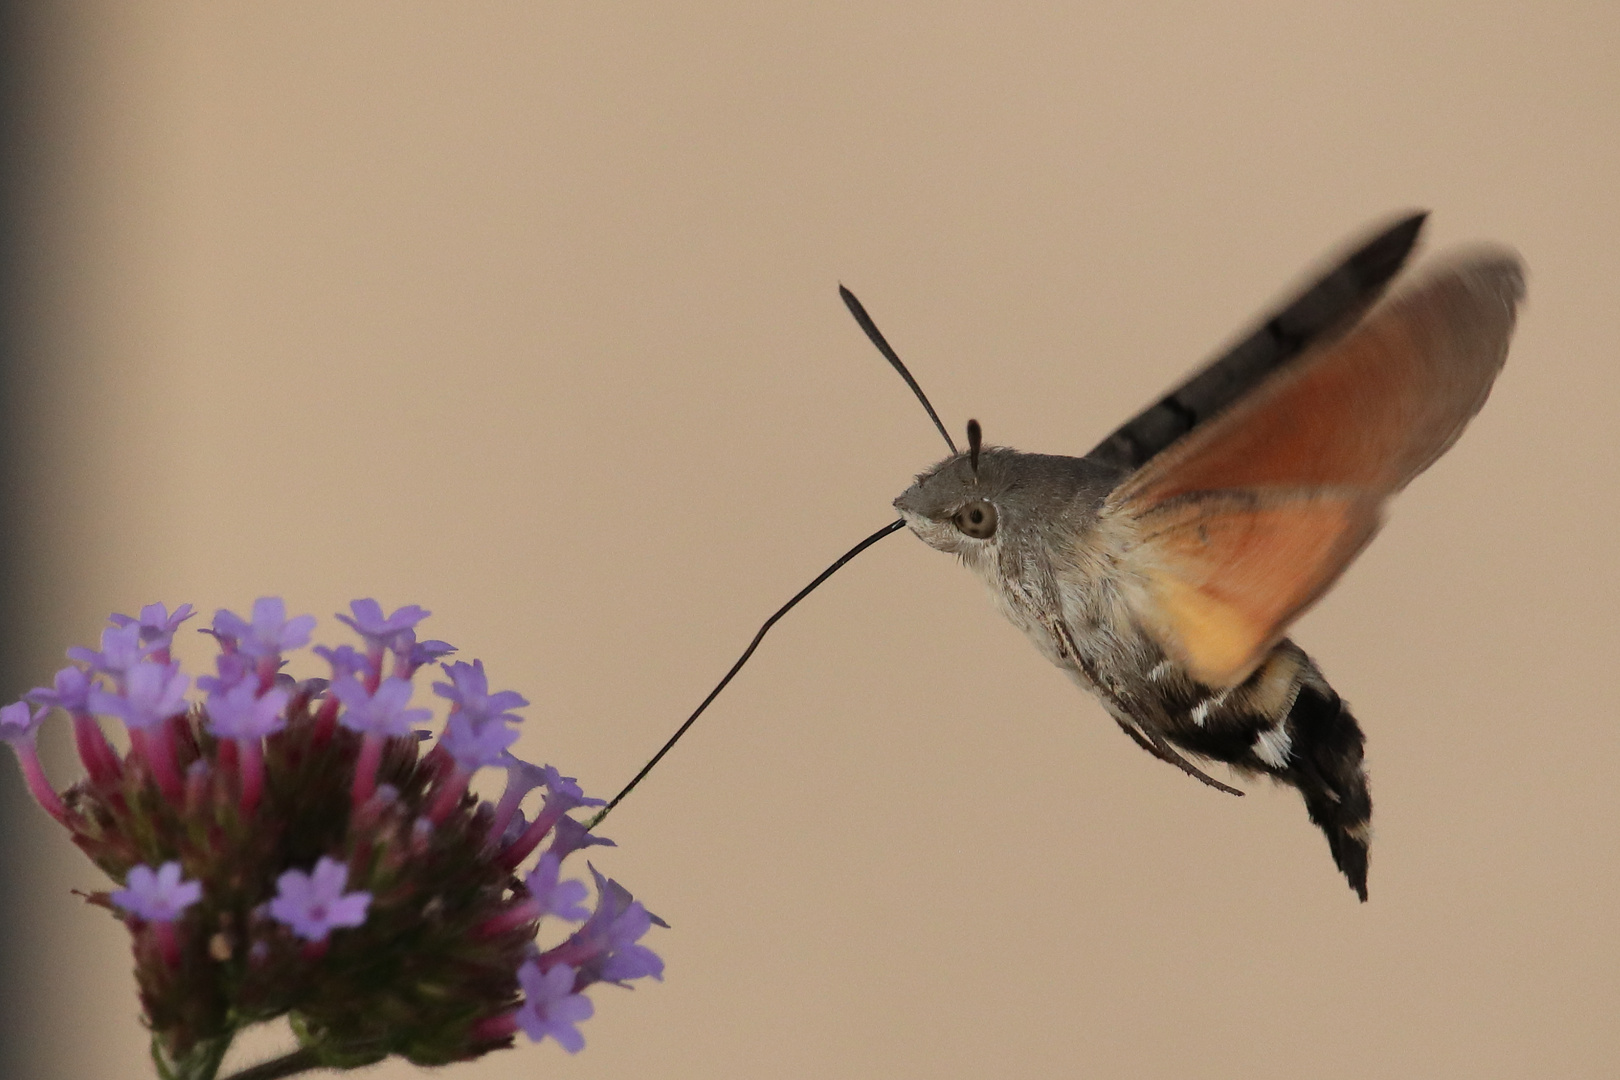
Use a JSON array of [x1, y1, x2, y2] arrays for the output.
[[588, 519, 906, 829], [839, 285, 958, 454], [591, 289, 949, 826]]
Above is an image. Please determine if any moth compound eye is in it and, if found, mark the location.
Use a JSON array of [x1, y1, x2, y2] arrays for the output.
[[953, 500, 997, 539]]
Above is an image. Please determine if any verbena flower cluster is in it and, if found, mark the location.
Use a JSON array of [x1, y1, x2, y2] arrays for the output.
[[1, 599, 663, 1080]]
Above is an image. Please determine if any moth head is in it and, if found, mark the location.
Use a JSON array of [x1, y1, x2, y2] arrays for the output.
[[894, 434, 1119, 559], [894, 462, 995, 553]]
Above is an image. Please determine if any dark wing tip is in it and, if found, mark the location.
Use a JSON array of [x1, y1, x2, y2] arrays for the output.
[[1346, 210, 1428, 295], [1086, 212, 1432, 474]]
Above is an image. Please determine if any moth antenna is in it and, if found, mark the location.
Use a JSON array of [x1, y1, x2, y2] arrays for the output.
[[967, 418, 982, 475], [588, 519, 907, 828], [839, 284, 959, 455]]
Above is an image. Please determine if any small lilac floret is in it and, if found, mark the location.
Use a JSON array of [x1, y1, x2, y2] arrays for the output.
[[195, 651, 252, 695], [90, 661, 190, 731], [67, 623, 145, 676], [575, 866, 665, 983], [542, 765, 605, 808], [548, 816, 615, 861], [313, 644, 370, 680], [206, 682, 290, 740], [433, 660, 528, 726], [2, 700, 67, 821], [501, 752, 550, 799], [109, 603, 196, 650], [439, 714, 520, 771], [0, 701, 47, 746], [499, 807, 531, 846], [526, 853, 590, 922], [487, 751, 551, 840], [111, 861, 203, 923], [337, 599, 431, 653], [26, 666, 93, 714], [267, 856, 372, 942], [332, 676, 431, 738], [215, 597, 317, 660], [498, 767, 608, 867], [515, 960, 594, 1053], [406, 637, 455, 669]]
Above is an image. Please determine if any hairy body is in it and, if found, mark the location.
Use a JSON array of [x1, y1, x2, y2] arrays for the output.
[[897, 448, 1370, 896], [888, 214, 1521, 899]]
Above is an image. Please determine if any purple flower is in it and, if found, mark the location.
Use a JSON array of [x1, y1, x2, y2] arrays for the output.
[[439, 713, 520, 772], [89, 661, 190, 731], [295, 676, 331, 700], [111, 862, 203, 923], [569, 866, 665, 984], [497, 769, 612, 869], [541, 766, 605, 809], [547, 816, 616, 861], [500, 752, 550, 802], [433, 660, 528, 726], [405, 637, 456, 670], [313, 644, 370, 681], [514, 960, 594, 1053], [498, 807, 530, 846], [67, 623, 145, 676], [109, 603, 196, 651], [205, 682, 289, 740], [1, 700, 67, 821], [9, 597, 669, 1067], [195, 651, 252, 695], [25, 666, 93, 714], [213, 597, 316, 659], [337, 599, 431, 654], [267, 856, 372, 942], [0, 701, 47, 747], [487, 751, 550, 841], [332, 676, 431, 738], [525, 853, 590, 922]]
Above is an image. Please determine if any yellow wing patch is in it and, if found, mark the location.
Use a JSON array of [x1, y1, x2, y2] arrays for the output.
[[1141, 572, 1268, 687], [1131, 493, 1381, 687]]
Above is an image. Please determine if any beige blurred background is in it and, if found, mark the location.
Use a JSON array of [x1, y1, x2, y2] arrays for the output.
[[7, 3, 1618, 1077]]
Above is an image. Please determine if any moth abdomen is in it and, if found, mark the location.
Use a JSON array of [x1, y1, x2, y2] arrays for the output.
[[1279, 678, 1371, 901], [1160, 648, 1371, 900]]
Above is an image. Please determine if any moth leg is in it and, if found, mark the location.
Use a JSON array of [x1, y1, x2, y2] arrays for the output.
[[1111, 716, 1246, 797], [1045, 616, 1246, 797]]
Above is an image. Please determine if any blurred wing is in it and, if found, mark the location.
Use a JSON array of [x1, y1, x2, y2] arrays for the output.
[[1086, 212, 1428, 473], [1108, 250, 1524, 687]]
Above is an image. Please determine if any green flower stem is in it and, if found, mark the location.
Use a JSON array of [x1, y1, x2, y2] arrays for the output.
[[219, 1047, 323, 1080], [154, 1033, 231, 1080], [151, 1029, 326, 1080]]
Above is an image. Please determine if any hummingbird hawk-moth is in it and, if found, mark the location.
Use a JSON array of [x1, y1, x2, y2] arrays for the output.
[[594, 212, 1522, 903], [870, 212, 1523, 900]]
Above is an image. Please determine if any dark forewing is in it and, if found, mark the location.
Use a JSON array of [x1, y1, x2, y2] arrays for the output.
[[1085, 212, 1428, 473]]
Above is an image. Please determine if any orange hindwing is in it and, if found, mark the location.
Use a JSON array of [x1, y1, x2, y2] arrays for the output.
[[1108, 251, 1523, 687]]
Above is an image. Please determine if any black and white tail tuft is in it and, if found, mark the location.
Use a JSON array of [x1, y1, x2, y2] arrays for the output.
[[1284, 679, 1372, 901]]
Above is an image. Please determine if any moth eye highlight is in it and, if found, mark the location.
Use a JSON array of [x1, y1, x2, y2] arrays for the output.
[[953, 500, 997, 539]]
